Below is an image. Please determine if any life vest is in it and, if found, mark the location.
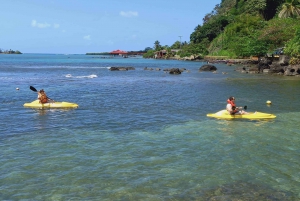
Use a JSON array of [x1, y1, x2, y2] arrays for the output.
[[227, 99, 237, 113], [227, 99, 236, 107], [39, 91, 48, 104]]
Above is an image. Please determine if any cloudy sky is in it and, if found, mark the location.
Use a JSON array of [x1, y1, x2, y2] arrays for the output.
[[1, 0, 221, 54]]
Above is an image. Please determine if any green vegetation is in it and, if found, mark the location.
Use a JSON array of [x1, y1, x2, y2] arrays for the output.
[[284, 27, 300, 64], [86, 52, 110, 55], [0, 48, 22, 54], [143, 0, 300, 63]]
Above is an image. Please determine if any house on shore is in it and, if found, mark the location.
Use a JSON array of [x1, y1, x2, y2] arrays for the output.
[[110, 49, 128, 57]]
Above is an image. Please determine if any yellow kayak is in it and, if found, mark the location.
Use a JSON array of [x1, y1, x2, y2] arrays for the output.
[[207, 110, 276, 119], [24, 100, 79, 108]]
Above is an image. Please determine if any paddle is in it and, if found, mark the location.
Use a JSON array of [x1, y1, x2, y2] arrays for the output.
[[29, 86, 55, 102], [30, 86, 38, 92], [240, 106, 247, 110]]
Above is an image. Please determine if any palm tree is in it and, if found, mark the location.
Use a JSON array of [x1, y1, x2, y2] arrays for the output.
[[154, 40, 161, 51], [278, 0, 300, 18]]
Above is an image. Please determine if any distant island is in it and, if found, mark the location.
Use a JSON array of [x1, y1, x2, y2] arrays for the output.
[[86, 50, 146, 56], [0, 49, 22, 54], [86, 52, 110, 55]]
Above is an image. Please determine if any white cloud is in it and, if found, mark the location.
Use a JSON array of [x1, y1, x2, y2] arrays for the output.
[[53, 23, 60, 29], [119, 11, 138, 17], [31, 20, 51, 28], [84, 35, 91, 40]]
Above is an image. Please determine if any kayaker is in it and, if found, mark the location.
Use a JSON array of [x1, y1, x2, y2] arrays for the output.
[[226, 96, 247, 115], [37, 89, 49, 104]]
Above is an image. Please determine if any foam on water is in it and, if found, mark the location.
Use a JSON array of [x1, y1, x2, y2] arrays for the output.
[[65, 74, 98, 78]]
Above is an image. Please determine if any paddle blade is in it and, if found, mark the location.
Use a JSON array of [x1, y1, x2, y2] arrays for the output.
[[244, 106, 247, 110], [30, 86, 38, 92]]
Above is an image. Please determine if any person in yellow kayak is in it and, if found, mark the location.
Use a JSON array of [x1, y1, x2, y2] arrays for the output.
[[226, 96, 248, 115], [37, 89, 50, 104]]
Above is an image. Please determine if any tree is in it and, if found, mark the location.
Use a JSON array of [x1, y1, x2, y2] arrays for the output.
[[170, 41, 181, 49], [154, 40, 162, 51], [258, 18, 298, 50], [144, 47, 152, 51], [284, 27, 300, 57], [278, 0, 300, 18], [143, 49, 155, 58], [190, 15, 230, 44]]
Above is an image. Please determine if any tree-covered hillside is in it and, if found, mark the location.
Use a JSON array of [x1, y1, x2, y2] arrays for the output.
[[191, 0, 300, 58], [145, 0, 300, 63]]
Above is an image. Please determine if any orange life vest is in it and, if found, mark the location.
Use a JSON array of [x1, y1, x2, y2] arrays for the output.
[[39, 91, 48, 104], [227, 99, 236, 107], [227, 99, 237, 113]]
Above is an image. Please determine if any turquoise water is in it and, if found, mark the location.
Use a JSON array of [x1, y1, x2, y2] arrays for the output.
[[1, 54, 300, 200]]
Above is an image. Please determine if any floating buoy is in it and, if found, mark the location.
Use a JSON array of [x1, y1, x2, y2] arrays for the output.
[[16, 88, 19, 90], [266, 100, 272, 104]]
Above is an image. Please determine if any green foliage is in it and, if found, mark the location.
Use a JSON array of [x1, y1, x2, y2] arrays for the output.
[[204, 1, 299, 58], [178, 43, 207, 58], [154, 40, 162, 51], [278, 0, 300, 18], [165, 48, 176, 58], [190, 15, 230, 43], [142, 50, 155, 58], [170, 41, 181, 49], [209, 15, 268, 56], [258, 18, 299, 50], [284, 27, 300, 58], [144, 47, 152, 51], [225, 15, 266, 36], [147, 0, 300, 59], [233, 35, 269, 57], [242, 0, 266, 15]]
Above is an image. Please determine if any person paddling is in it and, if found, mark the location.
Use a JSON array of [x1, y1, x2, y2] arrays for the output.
[[226, 96, 247, 115], [37, 89, 50, 104]]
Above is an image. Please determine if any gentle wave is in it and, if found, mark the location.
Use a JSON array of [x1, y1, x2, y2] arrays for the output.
[[65, 74, 98, 78]]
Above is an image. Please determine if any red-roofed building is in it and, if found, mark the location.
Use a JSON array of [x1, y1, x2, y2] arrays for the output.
[[110, 49, 128, 55]]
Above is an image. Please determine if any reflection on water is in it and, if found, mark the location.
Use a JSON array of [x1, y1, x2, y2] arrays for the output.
[[29, 108, 78, 116]]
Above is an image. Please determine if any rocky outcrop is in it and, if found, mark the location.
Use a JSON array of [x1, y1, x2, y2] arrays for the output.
[[284, 65, 300, 76], [179, 54, 203, 61], [199, 64, 217, 72], [234, 55, 300, 76], [279, 55, 290, 66], [268, 62, 284, 74], [110, 67, 135, 71], [169, 68, 182, 74]]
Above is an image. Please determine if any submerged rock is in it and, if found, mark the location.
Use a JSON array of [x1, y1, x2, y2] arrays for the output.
[[109, 67, 135, 71], [169, 68, 181, 74], [199, 64, 217, 72]]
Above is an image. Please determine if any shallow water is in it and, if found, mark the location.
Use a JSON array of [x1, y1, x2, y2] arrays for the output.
[[1, 54, 300, 200]]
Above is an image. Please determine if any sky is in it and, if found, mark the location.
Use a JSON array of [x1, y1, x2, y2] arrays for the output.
[[1, 0, 221, 54]]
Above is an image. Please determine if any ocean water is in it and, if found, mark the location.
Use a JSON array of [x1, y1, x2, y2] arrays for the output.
[[1, 53, 300, 200]]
